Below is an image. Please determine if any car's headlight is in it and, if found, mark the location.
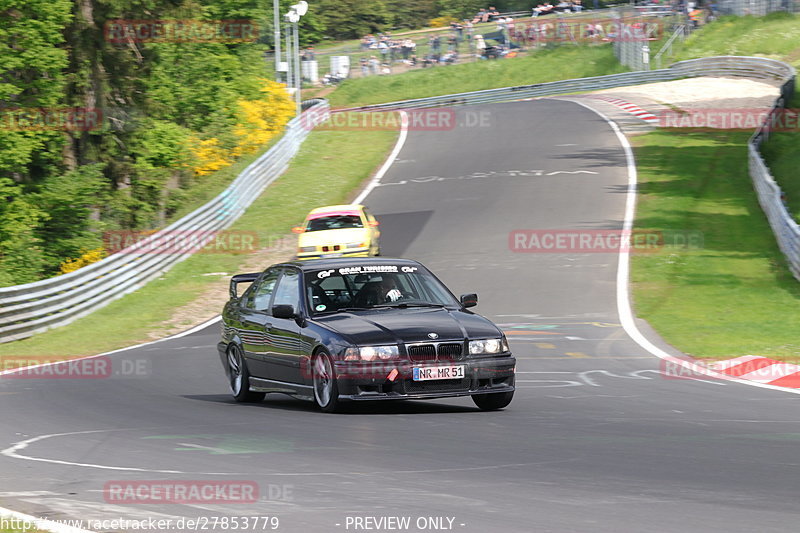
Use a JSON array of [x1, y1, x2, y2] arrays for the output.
[[343, 345, 399, 361], [345, 242, 365, 249], [469, 337, 508, 355], [299, 246, 316, 252]]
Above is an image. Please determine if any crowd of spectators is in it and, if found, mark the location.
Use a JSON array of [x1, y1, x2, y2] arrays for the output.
[[355, 20, 482, 76], [532, 0, 583, 16], [327, 1, 696, 80]]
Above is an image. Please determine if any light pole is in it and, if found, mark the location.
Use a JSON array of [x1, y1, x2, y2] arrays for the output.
[[284, 1, 308, 115], [273, 0, 282, 82]]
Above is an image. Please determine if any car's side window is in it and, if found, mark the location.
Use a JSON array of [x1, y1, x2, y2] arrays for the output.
[[272, 268, 301, 311], [244, 270, 279, 311]]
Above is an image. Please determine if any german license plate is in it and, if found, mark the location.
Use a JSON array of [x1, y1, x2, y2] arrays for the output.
[[412, 365, 465, 381], [325, 252, 343, 257]]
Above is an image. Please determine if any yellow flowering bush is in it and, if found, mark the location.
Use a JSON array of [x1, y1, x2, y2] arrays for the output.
[[189, 79, 295, 176], [59, 247, 106, 275], [429, 16, 456, 28], [190, 137, 233, 176], [232, 79, 296, 157]]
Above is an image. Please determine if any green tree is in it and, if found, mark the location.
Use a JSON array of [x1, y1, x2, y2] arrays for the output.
[[0, 0, 72, 180], [0, 178, 47, 285], [436, 0, 485, 19], [315, 0, 392, 39]]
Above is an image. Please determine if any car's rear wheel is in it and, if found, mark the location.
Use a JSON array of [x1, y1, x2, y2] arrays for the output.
[[472, 391, 514, 411], [312, 350, 341, 413], [227, 344, 266, 403]]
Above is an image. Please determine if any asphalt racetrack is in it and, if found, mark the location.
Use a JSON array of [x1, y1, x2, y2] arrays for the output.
[[2, 100, 800, 533]]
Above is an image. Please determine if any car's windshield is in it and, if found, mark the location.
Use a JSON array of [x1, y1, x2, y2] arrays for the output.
[[306, 214, 363, 232], [305, 264, 460, 315]]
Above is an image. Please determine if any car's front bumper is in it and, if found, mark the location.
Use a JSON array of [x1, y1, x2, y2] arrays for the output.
[[333, 356, 516, 400]]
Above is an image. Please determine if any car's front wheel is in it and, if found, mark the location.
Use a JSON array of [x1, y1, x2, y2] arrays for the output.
[[227, 344, 266, 403], [312, 350, 342, 413], [472, 391, 514, 411]]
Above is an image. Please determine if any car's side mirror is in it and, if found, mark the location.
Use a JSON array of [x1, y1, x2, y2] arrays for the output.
[[291, 225, 305, 234], [368, 220, 380, 227], [230, 273, 260, 299], [272, 304, 296, 319], [460, 293, 478, 308]]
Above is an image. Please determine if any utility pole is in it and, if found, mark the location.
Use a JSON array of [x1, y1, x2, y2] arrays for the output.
[[273, 0, 282, 82]]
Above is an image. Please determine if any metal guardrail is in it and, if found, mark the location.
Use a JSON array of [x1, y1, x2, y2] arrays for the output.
[[2, 56, 796, 343], [340, 56, 793, 112], [0, 101, 330, 343], [749, 69, 800, 280]]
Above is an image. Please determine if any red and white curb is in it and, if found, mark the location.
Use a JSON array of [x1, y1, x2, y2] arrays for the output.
[[584, 95, 660, 124], [704, 356, 800, 388]]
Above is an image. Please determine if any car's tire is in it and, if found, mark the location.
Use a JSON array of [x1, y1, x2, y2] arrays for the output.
[[227, 344, 266, 403], [312, 350, 342, 413], [472, 391, 514, 411]]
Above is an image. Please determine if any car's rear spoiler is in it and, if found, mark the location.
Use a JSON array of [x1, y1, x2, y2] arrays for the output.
[[229, 272, 260, 299]]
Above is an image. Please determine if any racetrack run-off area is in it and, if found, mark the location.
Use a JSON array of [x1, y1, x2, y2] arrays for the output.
[[2, 101, 800, 533]]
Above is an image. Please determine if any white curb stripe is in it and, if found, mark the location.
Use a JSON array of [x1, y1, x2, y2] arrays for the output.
[[353, 111, 409, 204]]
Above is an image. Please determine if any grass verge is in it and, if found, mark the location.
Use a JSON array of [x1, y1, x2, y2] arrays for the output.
[[673, 12, 800, 69], [630, 129, 800, 360], [328, 44, 626, 107], [0, 127, 398, 360]]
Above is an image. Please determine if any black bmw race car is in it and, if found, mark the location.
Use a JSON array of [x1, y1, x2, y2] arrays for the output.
[[217, 257, 515, 413]]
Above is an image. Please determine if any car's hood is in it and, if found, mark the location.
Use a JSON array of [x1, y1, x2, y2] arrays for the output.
[[314, 308, 501, 345], [298, 228, 369, 247]]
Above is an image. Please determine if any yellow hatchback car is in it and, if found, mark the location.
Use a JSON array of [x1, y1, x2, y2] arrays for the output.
[[293, 204, 381, 260]]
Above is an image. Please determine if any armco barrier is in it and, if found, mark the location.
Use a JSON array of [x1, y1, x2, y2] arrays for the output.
[[0, 101, 330, 343], [749, 71, 800, 281], [339, 56, 793, 112], [1, 56, 796, 343]]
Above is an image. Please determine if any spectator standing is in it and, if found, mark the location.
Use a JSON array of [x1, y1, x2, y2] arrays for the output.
[[475, 34, 486, 57], [359, 56, 368, 76], [448, 33, 458, 52], [429, 34, 441, 54], [401, 38, 411, 60], [378, 39, 389, 62]]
